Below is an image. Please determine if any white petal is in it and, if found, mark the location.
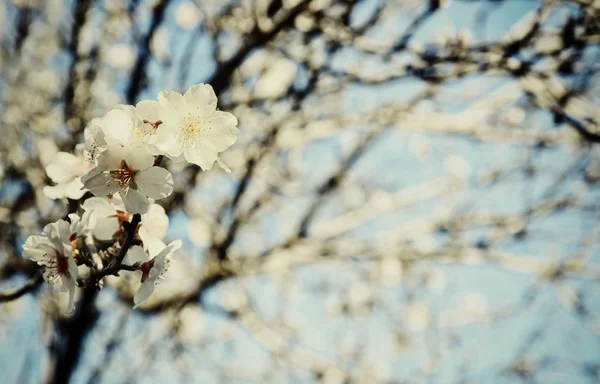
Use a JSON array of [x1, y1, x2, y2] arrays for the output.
[[64, 277, 76, 314], [202, 111, 239, 152], [82, 171, 116, 196], [46, 152, 81, 182], [124, 148, 154, 171], [151, 239, 182, 262], [22, 236, 55, 262], [157, 90, 186, 114], [93, 217, 120, 241], [110, 194, 126, 211], [156, 124, 184, 156], [183, 84, 217, 117], [43, 184, 67, 200], [121, 188, 150, 214], [135, 100, 161, 122], [47, 220, 71, 244], [144, 238, 167, 256], [69, 210, 96, 236], [67, 254, 78, 280], [81, 197, 115, 216], [183, 139, 218, 170], [135, 167, 174, 200], [165, 152, 186, 162], [133, 279, 156, 309], [64, 178, 87, 199], [101, 108, 136, 144], [140, 204, 169, 240]]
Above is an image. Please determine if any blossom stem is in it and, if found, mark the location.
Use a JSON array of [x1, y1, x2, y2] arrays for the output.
[[89, 213, 141, 284], [153, 155, 164, 166]]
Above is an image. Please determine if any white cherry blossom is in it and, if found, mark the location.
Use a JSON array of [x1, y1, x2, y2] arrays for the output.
[[43, 150, 94, 200], [124, 240, 182, 309], [100, 102, 162, 155], [22, 219, 78, 313], [156, 84, 238, 171], [81, 139, 174, 214]]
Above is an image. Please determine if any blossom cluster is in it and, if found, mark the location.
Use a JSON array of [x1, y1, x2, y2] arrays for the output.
[[23, 84, 238, 313]]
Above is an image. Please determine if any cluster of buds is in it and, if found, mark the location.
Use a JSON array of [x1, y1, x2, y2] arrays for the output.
[[24, 84, 238, 313]]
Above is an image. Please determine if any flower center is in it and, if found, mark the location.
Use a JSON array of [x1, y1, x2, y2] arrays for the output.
[[56, 253, 69, 275], [109, 160, 135, 188], [140, 260, 154, 282], [181, 114, 207, 137]]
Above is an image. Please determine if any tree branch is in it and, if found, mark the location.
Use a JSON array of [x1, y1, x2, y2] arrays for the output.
[[0, 272, 43, 303]]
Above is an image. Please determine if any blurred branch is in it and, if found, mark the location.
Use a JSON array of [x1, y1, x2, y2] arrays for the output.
[[0, 272, 43, 303], [126, 0, 170, 104]]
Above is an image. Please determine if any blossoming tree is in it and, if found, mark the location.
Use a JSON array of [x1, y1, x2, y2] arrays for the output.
[[22, 83, 239, 313]]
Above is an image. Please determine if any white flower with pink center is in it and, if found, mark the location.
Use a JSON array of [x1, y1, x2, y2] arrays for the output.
[[22, 219, 79, 313], [81, 140, 173, 214], [124, 240, 182, 309]]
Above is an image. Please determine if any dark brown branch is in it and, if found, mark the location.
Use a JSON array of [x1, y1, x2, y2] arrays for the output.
[[90, 213, 142, 282], [126, 0, 170, 104], [0, 272, 43, 303], [550, 105, 600, 144], [63, 0, 92, 125]]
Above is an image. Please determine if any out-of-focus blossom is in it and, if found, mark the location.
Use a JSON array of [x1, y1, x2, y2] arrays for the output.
[[43, 150, 94, 200], [175, 2, 201, 30], [254, 57, 297, 99], [156, 84, 238, 171], [139, 204, 169, 255], [106, 44, 136, 69]]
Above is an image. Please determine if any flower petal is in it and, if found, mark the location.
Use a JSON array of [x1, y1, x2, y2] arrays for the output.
[[64, 178, 87, 200], [156, 124, 184, 157], [183, 83, 217, 117], [121, 188, 150, 214], [124, 148, 154, 171], [64, 277, 76, 314], [93, 217, 120, 241], [157, 90, 186, 115], [140, 204, 169, 241], [135, 100, 161, 122], [183, 139, 218, 170], [101, 108, 135, 144], [82, 171, 116, 196], [135, 167, 174, 200], [133, 279, 156, 309]]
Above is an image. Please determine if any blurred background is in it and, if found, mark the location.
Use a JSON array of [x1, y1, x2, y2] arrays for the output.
[[1, 0, 600, 383]]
